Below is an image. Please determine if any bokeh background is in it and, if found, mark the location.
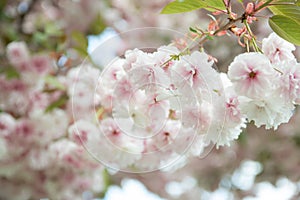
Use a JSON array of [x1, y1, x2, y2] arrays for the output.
[[0, 0, 300, 199]]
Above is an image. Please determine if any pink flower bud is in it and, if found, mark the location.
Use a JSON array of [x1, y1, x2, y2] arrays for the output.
[[245, 2, 255, 15]]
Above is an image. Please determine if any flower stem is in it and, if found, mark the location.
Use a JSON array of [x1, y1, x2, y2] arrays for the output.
[[243, 20, 262, 53]]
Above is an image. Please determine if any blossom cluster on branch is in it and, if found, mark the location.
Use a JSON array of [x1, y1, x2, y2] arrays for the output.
[[0, 42, 105, 200], [84, 32, 298, 172], [228, 33, 299, 129], [1, 0, 300, 199], [0, 27, 299, 199]]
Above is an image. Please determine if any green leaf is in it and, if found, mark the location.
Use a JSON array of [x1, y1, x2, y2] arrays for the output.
[[44, 75, 66, 90], [71, 31, 88, 57], [206, 35, 214, 40], [293, 134, 300, 147], [0, 67, 20, 79], [5, 68, 20, 79], [98, 169, 111, 198], [237, 130, 247, 145], [45, 94, 68, 113], [273, 0, 298, 3], [269, 15, 300, 45], [88, 14, 106, 35], [45, 23, 63, 37], [72, 31, 88, 50], [161, 0, 206, 14], [268, 5, 300, 24], [161, 0, 225, 14], [272, 0, 300, 6], [204, 0, 226, 11], [33, 32, 48, 44], [0, 0, 6, 14], [73, 47, 89, 57], [189, 27, 197, 33]]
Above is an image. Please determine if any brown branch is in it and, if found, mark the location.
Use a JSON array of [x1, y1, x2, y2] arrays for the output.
[[198, 15, 244, 47]]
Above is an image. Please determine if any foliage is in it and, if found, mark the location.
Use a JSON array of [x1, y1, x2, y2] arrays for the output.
[[161, 0, 225, 14], [161, 0, 300, 46], [269, 15, 300, 45]]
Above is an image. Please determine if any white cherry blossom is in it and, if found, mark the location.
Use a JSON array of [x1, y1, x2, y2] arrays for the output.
[[228, 52, 277, 98], [262, 32, 296, 64]]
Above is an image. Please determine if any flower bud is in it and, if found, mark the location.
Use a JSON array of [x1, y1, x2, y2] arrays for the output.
[[245, 2, 255, 15]]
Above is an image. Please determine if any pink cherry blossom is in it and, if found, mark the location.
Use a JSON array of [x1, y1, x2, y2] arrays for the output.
[[68, 120, 101, 145], [172, 51, 215, 90], [2, 28, 300, 199], [30, 109, 69, 145], [113, 76, 134, 101], [123, 48, 143, 71], [30, 55, 53, 75], [27, 147, 52, 170], [277, 60, 300, 104], [0, 42, 107, 199], [100, 59, 126, 86], [149, 120, 181, 151], [6, 41, 30, 68], [0, 113, 16, 137], [181, 101, 212, 132], [262, 33, 296, 64], [95, 118, 143, 169], [128, 63, 170, 88], [228, 52, 277, 98], [239, 95, 293, 129]]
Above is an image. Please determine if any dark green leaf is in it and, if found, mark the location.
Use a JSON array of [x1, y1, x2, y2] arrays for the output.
[[293, 134, 300, 147], [189, 27, 197, 33], [206, 35, 214, 40], [269, 15, 300, 45], [88, 14, 106, 35], [45, 94, 68, 113], [0, 0, 6, 15], [5, 68, 20, 79], [71, 31, 88, 57], [72, 31, 88, 50], [0, 67, 20, 79], [237, 130, 247, 145], [74, 47, 89, 57]]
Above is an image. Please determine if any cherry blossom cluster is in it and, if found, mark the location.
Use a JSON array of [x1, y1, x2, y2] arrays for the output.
[[7, 0, 102, 35], [80, 32, 299, 172], [0, 42, 105, 200], [228, 33, 299, 129], [0, 32, 298, 198], [82, 44, 247, 172], [101, 0, 199, 32]]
